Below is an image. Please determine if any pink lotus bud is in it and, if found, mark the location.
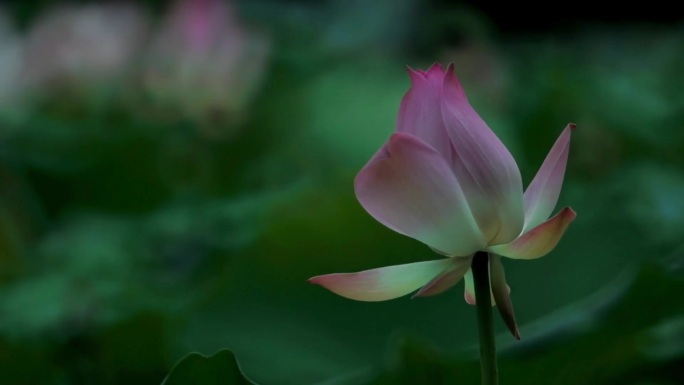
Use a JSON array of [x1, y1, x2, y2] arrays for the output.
[[310, 64, 575, 310]]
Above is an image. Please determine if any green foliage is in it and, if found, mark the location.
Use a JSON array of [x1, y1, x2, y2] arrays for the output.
[[163, 350, 256, 385], [323, 266, 684, 385], [157, 266, 684, 384]]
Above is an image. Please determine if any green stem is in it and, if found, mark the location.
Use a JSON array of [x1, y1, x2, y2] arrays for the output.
[[472, 251, 498, 385]]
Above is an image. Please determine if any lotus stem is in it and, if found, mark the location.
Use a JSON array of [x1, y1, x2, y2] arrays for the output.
[[472, 251, 498, 385]]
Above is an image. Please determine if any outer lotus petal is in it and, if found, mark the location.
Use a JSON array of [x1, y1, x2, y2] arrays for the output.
[[488, 207, 576, 259], [355, 132, 485, 256], [523, 124, 575, 231], [308, 259, 457, 302], [396, 67, 451, 159], [463, 268, 499, 306], [464, 269, 476, 304], [413, 255, 473, 298], [423, 63, 445, 88], [463, 267, 504, 306], [440, 64, 524, 245], [489, 254, 520, 339]]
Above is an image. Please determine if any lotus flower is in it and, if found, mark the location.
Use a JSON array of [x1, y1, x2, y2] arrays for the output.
[[309, 64, 575, 334], [20, 3, 148, 89], [142, 0, 270, 132]]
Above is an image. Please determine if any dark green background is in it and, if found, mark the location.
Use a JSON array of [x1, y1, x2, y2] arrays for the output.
[[0, 1, 682, 384]]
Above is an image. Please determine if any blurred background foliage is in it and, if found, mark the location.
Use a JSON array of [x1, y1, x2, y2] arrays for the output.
[[0, 0, 682, 384]]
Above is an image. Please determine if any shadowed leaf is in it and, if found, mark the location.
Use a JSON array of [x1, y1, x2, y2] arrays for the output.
[[162, 349, 257, 385]]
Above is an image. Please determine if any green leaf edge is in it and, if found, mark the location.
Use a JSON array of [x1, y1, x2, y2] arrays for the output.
[[162, 349, 258, 385]]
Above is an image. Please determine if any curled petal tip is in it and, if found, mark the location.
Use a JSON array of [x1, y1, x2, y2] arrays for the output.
[[406, 66, 426, 79], [464, 291, 476, 305], [489, 207, 576, 260], [427, 62, 444, 70], [562, 207, 577, 223], [490, 254, 519, 338], [425, 62, 445, 75], [568, 123, 576, 130], [501, 314, 521, 339]]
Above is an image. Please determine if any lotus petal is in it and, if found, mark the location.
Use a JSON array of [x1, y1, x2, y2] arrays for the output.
[[355, 132, 485, 256], [396, 66, 451, 158], [523, 124, 574, 231], [413, 255, 473, 298], [309, 259, 457, 301], [440, 64, 524, 245], [489, 254, 520, 339], [488, 207, 576, 259]]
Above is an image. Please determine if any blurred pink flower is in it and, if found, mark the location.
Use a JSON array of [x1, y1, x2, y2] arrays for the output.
[[310, 64, 575, 310], [0, 9, 25, 108], [20, 4, 149, 90], [142, 0, 270, 132]]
